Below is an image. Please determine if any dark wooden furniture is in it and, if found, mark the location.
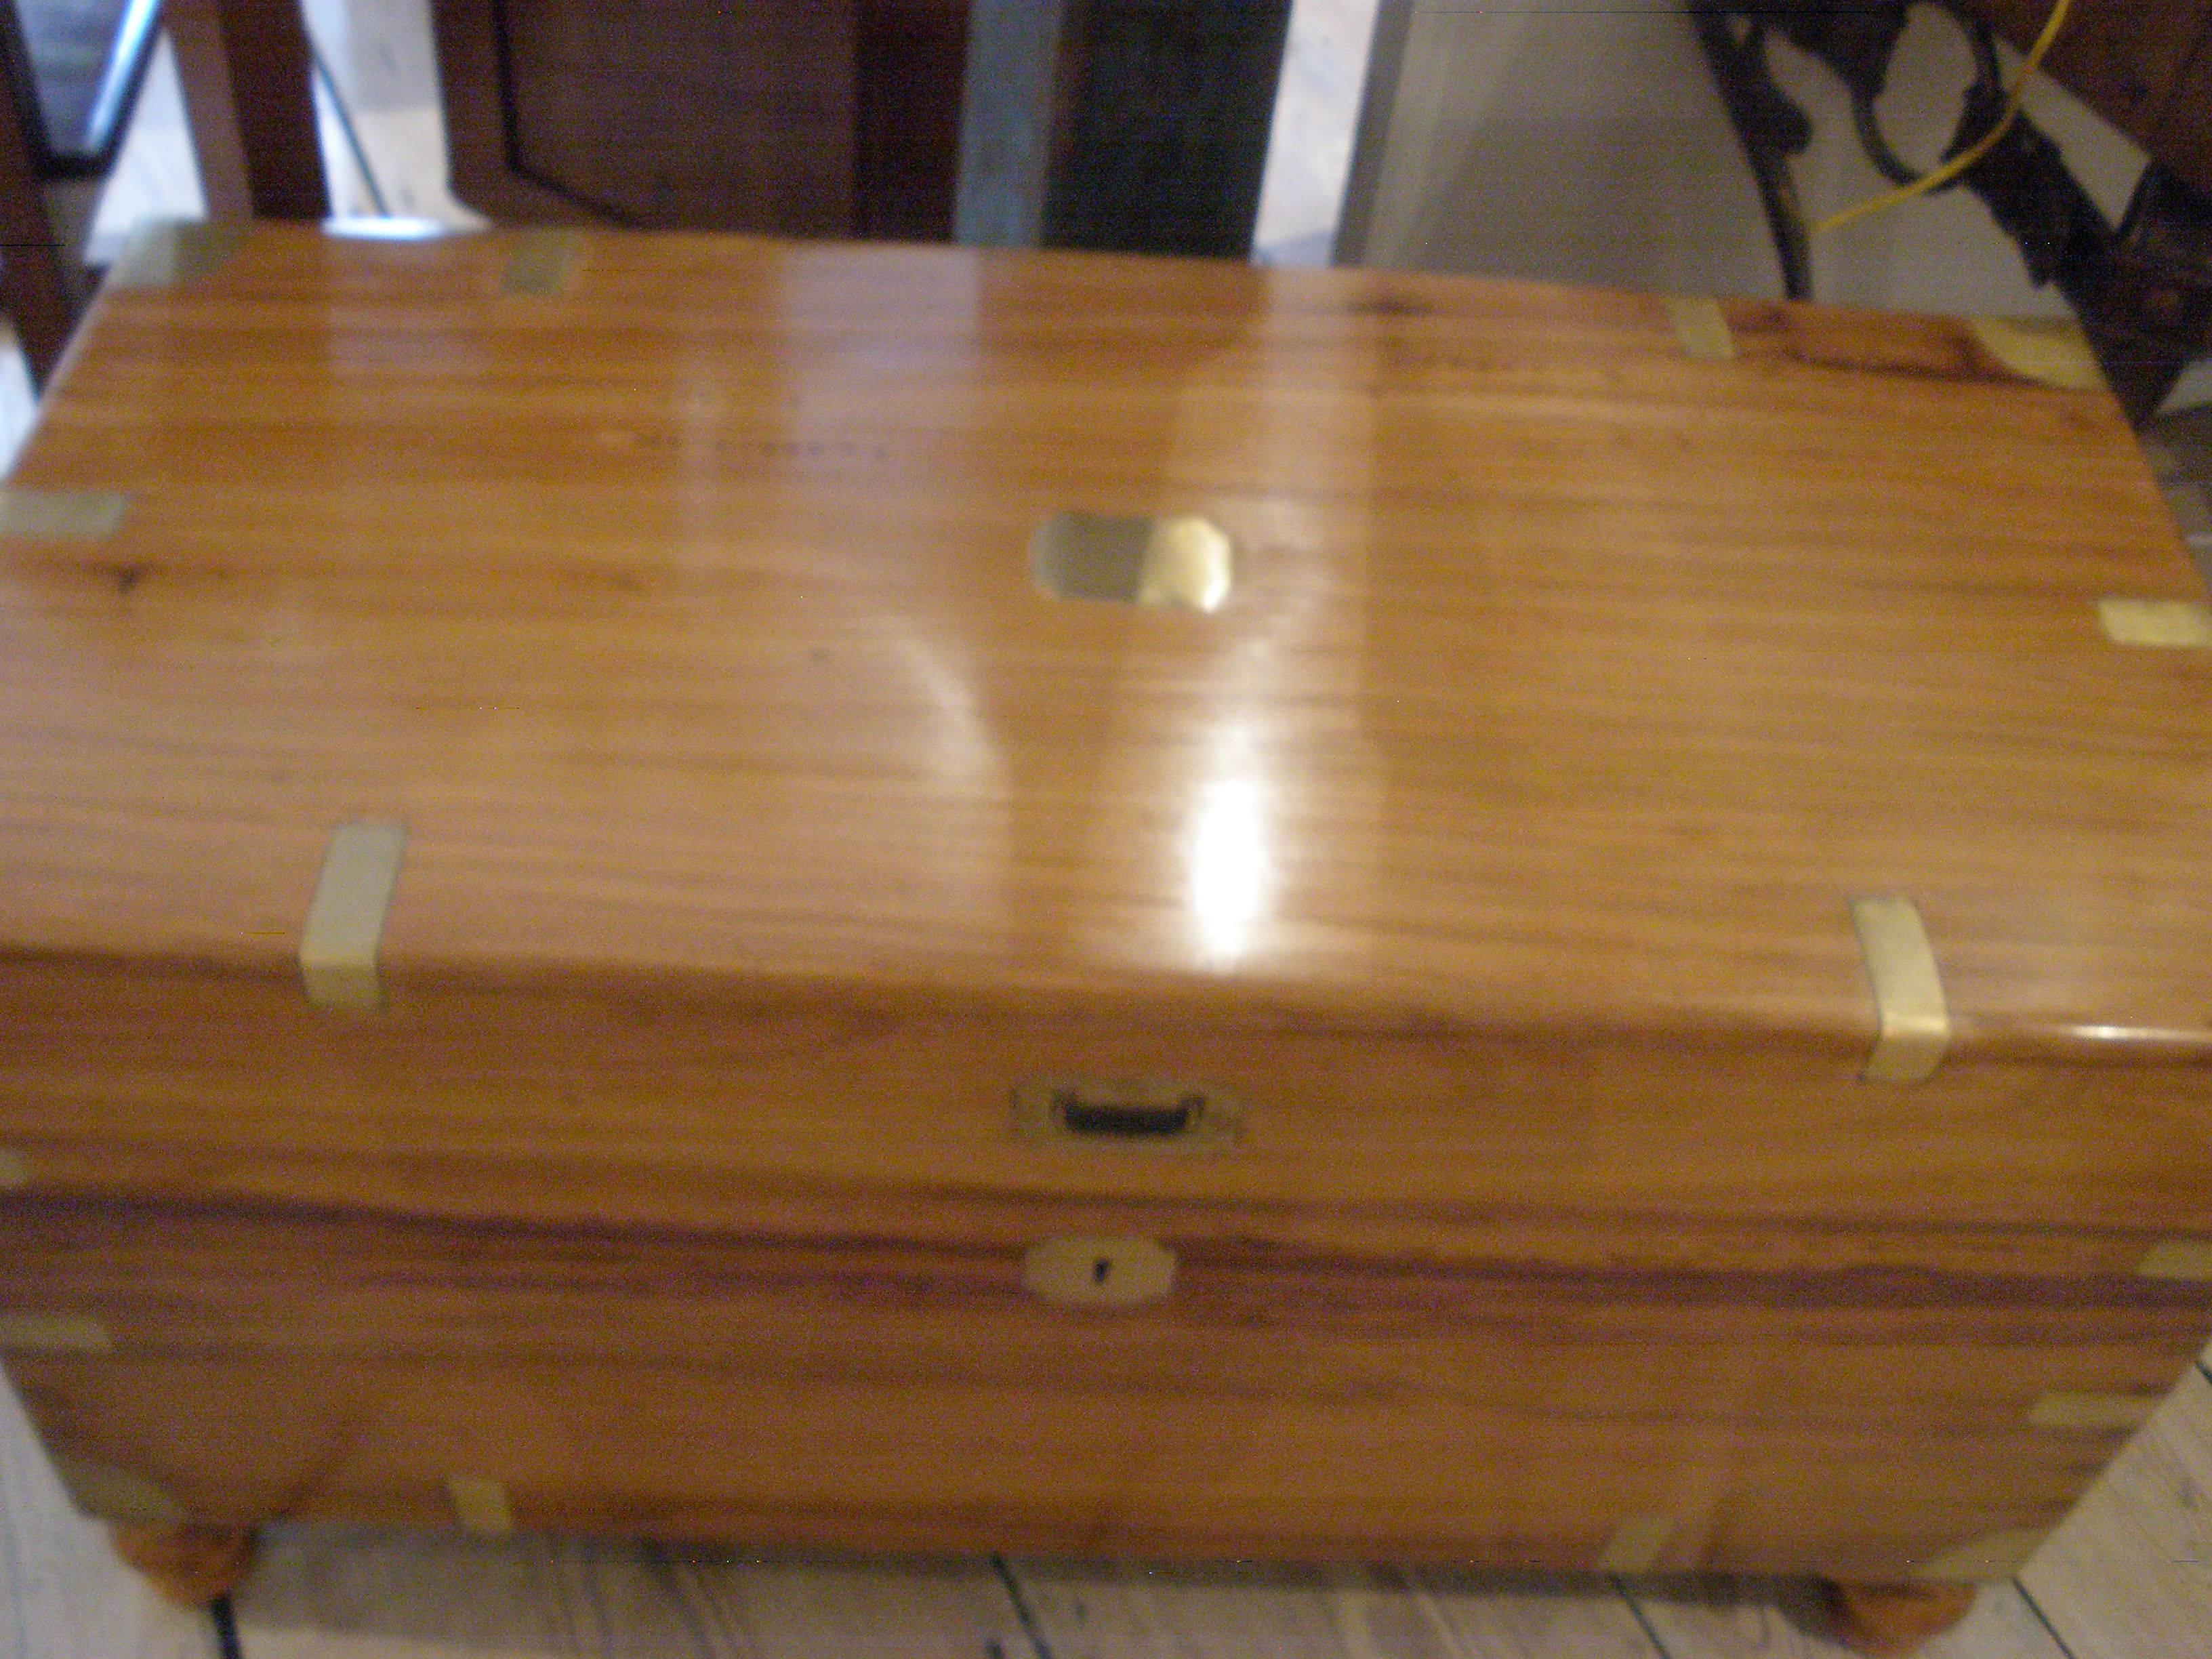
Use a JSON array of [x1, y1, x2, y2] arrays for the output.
[[1972, 0, 2212, 195], [432, 0, 1292, 255], [163, 0, 327, 221], [0, 0, 165, 384], [432, 0, 966, 239], [0, 0, 323, 388]]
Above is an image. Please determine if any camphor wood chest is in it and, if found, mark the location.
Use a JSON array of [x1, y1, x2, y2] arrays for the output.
[[4, 222, 2212, 1582]]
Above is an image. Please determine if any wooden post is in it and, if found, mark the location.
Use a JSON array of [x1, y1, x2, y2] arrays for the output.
[[0, 48, 74, 386], [164, 0, 329, 220], [956, 0, 1292, 258]]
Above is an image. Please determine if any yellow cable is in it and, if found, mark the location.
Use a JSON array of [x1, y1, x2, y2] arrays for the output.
[[1812, 0, 2074, 237]]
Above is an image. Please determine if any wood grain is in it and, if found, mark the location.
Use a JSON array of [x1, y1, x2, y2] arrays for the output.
[[163, 0, 330, 220], [1, 1193, 2205, 1431], [8, 1187, 2194, 1572], [0, 1332, 2130, 1577]]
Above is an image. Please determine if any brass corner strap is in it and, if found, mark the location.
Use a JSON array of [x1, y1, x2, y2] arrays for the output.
[[1910, 1528, 2045, 1584], [1664, 295, 1736, 363], [54, 1457, 184, 1527], [1968, 316, 2104, 392], [1850, 896, 1950, 1085], [300, 821, 408, 1012]]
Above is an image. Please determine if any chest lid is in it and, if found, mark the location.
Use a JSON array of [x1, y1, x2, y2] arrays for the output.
[[2, 223, 2207, 1061]]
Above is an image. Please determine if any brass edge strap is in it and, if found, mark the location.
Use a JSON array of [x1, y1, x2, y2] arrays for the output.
[[0, 487, 129, 539], [501, 230, 583, 297], [0, 1312, 111, 1353], [2098, 597, 2212, 649], [2140, 1240, 2212, 1280], [1664, 295, 1736, 363], [1850, 897, 1950, 1085], [300, 821, 408, 1012], [2028, 1391, 2159, 1431], [1969, 316, 2104, 392]]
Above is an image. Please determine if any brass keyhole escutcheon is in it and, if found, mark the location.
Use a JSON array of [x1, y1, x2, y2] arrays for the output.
[[1023, 1235, 1177, 1307]]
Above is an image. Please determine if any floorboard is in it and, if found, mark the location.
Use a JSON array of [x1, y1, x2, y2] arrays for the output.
[[239, 1525, 1036, 1658], [1008, 1561, 1660, 1658], [2018, 1364, 2212, 1659], [0, 1370, 212, 1659]]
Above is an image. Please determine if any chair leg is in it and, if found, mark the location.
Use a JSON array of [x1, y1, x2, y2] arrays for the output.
[[165, 0, 329, 221], [0, 36, 75, 388]]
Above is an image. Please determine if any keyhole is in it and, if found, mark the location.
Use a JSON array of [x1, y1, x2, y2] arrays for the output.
[[1092, 1256, 1111, 1285]]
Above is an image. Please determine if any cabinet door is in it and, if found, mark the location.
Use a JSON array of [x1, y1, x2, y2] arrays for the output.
[[432, 0, 965, 236]]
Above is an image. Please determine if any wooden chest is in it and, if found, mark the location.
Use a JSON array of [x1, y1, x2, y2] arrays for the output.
[[4, 222, 2211, 1583]]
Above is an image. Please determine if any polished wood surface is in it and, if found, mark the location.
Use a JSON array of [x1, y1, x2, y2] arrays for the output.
[[0, 226, 2203, 1048], [0, 1187, 2194, 1570], [2, 224, 2209, 1571]]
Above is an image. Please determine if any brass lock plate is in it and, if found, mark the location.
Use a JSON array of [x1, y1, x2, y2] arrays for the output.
[[1023, 1235, 1178, 1307]]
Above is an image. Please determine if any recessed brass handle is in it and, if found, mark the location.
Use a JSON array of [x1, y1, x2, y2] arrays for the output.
[[1012, 1078, 1242, 1153], [1023, 1235, 1177, 1307], [1030, 512, 1233, 611]]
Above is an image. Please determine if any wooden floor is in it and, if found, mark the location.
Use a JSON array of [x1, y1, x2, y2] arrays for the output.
[[2, 1355, 2210, 1658]]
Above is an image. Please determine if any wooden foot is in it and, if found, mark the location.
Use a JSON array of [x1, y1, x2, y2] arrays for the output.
[[108, 1523, 256, 1606], [1816, 1580, 1979, 1656]]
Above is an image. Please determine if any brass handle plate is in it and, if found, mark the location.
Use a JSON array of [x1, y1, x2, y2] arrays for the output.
[[1012, 1078, 1242, 1153]]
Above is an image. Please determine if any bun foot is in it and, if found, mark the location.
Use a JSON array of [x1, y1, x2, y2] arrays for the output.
[[1816, 1580, 1979, 1656], [108, 1523, 255, 1606]]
